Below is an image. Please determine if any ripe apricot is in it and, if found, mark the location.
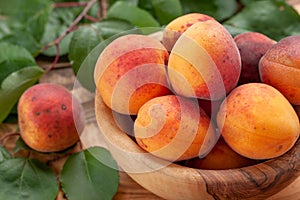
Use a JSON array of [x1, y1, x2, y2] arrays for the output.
[[167, 20, 241, 100], [134, 95, 217, 162], [217, 83, 300, 160], [185, 137, 258, 170], [162, 13, 214, 51], [234, 32, 276, 85], [259, 35, 300, 105], [94, 34, 170, 115], [18, 83, 85, 153]]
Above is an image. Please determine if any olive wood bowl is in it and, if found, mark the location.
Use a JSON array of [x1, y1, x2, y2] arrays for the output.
[[95, 91, 300, 200]]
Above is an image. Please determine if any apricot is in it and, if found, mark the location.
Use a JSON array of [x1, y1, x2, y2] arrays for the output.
[[18, 83, 85, 153], [94, 34, 171, 115], [134, 95, 217, 162], [167, 20, 241, 100], [162, 13, 214, 51], [217, 83, 300, 160], [234, 32, 276, 85], [185, 137, 258, 170], [259, 35, 300, 105]]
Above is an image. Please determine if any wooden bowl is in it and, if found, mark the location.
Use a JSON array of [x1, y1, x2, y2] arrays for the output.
[[95, 91, 300, 200]]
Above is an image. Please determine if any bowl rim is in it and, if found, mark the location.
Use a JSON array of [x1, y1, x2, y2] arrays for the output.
[[95, 91, 300, 200]]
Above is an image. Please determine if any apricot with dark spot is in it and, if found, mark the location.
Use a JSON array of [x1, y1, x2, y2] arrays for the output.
[[18, 83, 85, 152]]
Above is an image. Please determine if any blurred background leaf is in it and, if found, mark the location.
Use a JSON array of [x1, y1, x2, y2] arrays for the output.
[[0, 0, 52, 55], [180, 0, 238, 21], [151, 0, 183, 25], [224, 0, 300, 40], [40, 6, 83, 56], [0, 43, 44, 122], [106, 1, 160, 28]]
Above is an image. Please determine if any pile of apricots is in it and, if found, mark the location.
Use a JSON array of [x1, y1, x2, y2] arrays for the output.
[[94, 13, 300, 170]]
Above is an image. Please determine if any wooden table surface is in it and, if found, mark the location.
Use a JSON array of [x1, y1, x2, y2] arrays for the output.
[[0, 65, 299, 200], [1, 1, 300, 198]]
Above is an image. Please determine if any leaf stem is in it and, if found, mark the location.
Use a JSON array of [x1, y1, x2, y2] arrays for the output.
[[0, 132, 20, 145], [84, 15, 99, 23], [45, 44, 60, 73]]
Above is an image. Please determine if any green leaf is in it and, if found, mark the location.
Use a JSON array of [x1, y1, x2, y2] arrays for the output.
[[0, 66, 44, 123], [76, 28, 143, 92], [69, 26, 103, 75], [0, 42, 36, 83], [0, 0, 52, 42], [2, 114, 18, 123], [1, 32, 41, 57], [0, 20, 13, 39], [52, 0, 85, 2], [42, 31, 74, 56], [224, 0, 300, 40], [14, 137, 31, 154], [0, 158, 59, 200], [239, 0, 262, 6], [2, 104, 18, 123], [40, 6, 82, 56], [181, 0, 238, 21], [0, 146, 11, 163], [106, 1, 160, 28], [94, 19, 136, 40], [138, 0, 155, 16], [0, 42, 41, 123], [0, 19, 42, 57], [60, 147, 119, 200], [223, 24, 250, 37], [109, 0, 138, 6], [151, 0, 182, 25]]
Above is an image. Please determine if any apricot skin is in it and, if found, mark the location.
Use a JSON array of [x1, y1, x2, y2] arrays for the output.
[[94, 34, 170, 115], [217, 83, 300, 160], [234, 32, 276, 85], [18, 83, 85, 153], [167, 20, 241, 100], [162, 13, 214, 51], [259, 35, 300, 105], [185, 137, 258, 170], [134, 95, 217, 162]]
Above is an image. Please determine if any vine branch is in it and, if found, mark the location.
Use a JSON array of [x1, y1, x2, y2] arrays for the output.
[[53, 2, 89, 8], [42, 0, 98, 73]]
